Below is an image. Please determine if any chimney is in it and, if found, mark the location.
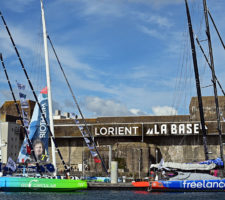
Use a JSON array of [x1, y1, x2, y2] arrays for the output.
[[65, 112, 70, 119], [55, 110, 61, 116]]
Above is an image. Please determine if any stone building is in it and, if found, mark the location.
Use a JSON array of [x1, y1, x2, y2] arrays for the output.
[[1, 97, 225, 177], [0, 122, 21, 163]]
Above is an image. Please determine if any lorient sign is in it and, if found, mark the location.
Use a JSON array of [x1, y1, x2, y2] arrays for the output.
[[95, 126, 139, 136], [93, 123, 200, 137], [146, 123, 200, 135]]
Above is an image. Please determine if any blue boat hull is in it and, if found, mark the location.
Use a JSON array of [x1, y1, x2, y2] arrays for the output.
[[151, 179, 225, 191]]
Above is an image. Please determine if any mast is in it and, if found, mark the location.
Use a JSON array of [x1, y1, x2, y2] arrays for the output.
[[184, 0, 209, 160], [40, 0, 56, 175], [203, 0, 224, 165]]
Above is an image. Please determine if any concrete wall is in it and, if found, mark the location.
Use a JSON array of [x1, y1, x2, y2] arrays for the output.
[[46, 134, 225, 176], [190, 96, 225, 121]]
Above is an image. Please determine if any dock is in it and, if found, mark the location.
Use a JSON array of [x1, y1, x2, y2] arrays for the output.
[[87, 182, 149, 190]]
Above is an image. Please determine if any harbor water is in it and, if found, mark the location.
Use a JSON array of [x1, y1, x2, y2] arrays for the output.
[[1, 190, 225, 200]]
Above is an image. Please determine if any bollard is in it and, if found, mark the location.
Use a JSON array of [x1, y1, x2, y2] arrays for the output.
[[122, 176, 126, 183], [111, 161, 118, 184]]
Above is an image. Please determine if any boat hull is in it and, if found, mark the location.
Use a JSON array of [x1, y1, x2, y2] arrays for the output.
[[133, 180, 225, 192], [0, 177, 87, 192]]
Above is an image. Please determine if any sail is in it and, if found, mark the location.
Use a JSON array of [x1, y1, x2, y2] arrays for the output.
[[17, 87, 49, 163], [150, 162, 216, 171]]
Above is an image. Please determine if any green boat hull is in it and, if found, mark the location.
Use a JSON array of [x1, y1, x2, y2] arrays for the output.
[[0, 177, 87, 192]]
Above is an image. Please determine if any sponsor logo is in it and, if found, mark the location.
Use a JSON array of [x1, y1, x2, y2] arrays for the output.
[[183, 180, 225, 189], [40, 103, 47, 138], [28, 179, 39, 188], [21, 179, 56, 188]]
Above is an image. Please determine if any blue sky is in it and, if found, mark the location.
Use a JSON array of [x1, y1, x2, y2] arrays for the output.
[[1, 0, 225, 118]]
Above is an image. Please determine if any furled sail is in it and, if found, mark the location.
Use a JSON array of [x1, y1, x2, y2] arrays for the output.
[[150, 162, 216, 171], [17, 87, 49, 163]]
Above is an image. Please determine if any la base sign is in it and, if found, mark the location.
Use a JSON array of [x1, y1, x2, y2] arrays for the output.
[[93, 123, 201, 137], [146, 123, 200, 135]]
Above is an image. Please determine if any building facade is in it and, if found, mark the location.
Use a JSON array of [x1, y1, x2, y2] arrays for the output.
[[1, 97, 225, 177], [0, 122, 21, 163]]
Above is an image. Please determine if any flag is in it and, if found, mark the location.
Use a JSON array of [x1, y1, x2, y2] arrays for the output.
[[94, 157, 101, 163], [26, 145, 31, 155], [41, 86, 48, 94], [19, 92, 29, 108], [23, 119, 29, 127], [90, 151, 98, 157], [87, 143, 95, 150], [19, 92, 26, 99], [6, 157, 17, 172], [17, 82, 25, 90], [84, 137, 91, 144]]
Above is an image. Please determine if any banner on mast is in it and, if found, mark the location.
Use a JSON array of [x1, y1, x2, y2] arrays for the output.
[[17, 82, 29, 129], [17, 87, 49, 163], [73, 115, 101, 163]]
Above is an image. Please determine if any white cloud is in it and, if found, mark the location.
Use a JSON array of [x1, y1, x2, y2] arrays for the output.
[[135, 12, 173, 28], [129, 108, 146, 116], [84, 96, 146, 117], [0, 24, 40, 58], [152, 106, 178, 116], [139, 25, 165, 39], [147, 15, 173, 28], [50, 45, 92, 72]]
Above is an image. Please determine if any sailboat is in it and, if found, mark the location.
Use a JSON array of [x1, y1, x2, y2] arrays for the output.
[[132, 0, 225, 192], [0, 0, 87, 192]]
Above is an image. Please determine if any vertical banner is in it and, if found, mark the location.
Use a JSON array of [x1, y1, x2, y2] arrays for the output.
[[73, 115, 101, 163], [17, 82, 31, 156], [17, 82, 29, 130], [17, 87, 49, 163]]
